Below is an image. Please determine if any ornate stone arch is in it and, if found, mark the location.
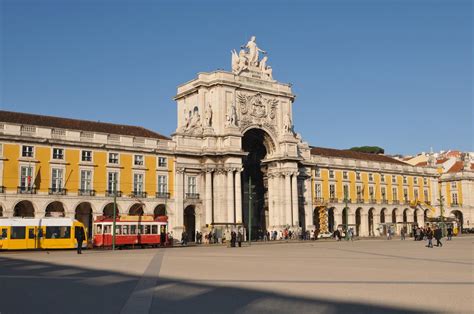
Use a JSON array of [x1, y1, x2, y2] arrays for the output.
[[241, 126, 278, 156]]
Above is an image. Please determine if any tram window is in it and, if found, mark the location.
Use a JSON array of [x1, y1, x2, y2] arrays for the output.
[[115, 225, 122, 235], [130, 225, 137, 235], [11, 227, 26, 239], [46, 226, 71, 239], [104, 225, 111, 234], [138, 225, 143, 234], [122, 225, 129, 235], [28, 229, 35, 239], [145, 225, 151, 234], [96, 224, 103, 234], [152, 225, 158, 234], [160, 225, 166, 233], [1, 228, 7, 239]]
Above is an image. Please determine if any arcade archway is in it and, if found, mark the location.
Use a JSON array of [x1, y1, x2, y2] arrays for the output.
[[14, 201, 35, 217], [154, 204, 167, 217], [184, 205, 196, 242], [242, 128, 273, 239], [103, 203, 120, 217], [75, 202, 93, 238], [45, 201, 65, 217], [129, 203, 144, 216]]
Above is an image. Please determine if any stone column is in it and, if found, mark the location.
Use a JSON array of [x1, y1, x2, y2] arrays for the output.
[[284, 173, 292, 226], [359, 212, 369, 237], [372, 213, 380, 236], [175, 168, 185, 236], [205, 169, 213, 225], [304, 175, 313, 230], [274, 173, 282, 227], [227, 168, 235, 223], [267, 174, 274, 228], [235, 168, 242, 224], [291, 173, 299, 227]]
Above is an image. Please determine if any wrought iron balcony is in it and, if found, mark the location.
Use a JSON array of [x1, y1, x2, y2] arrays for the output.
[[105, 190, 122, 197], [186, 193, 200, 199], [369, 198, 377, 204], [381, 199, 389, 204], [18, 186, 37, 194], [329, 197, 338, 203], [392, 200, 399, 205], [131, 191, 147, 198], [49, 187, 67, 195], [78, 189, 96, 196], [356, 198, 364, 203], [156, 192, 170, 199], [451, 203, 459, 207]]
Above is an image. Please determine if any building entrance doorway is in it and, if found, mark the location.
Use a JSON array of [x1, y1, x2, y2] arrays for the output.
[[184, 205, 196, 242], [242, 129, 271, 240]]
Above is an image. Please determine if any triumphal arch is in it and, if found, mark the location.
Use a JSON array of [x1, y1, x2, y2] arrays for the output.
[[172, 36, 313, 238]]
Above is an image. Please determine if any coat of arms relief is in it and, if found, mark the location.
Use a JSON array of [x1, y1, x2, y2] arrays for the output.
[[236, 92, 279, 135]]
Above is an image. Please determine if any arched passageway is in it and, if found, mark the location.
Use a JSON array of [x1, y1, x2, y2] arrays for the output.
[[75, 202, 93, 238], [368, 208, 375, 236], [184, 205, 196, 242], [355, 208, 362, 235], [451, 210, 464, 232], [45, 202, 65, 217], [380, 208, 386, 223], [0, 205, 3, 217], [103, 203, 119, 218], [154, 204, 167, 217], [313, 207, 321, 229], [129, 203, 144, 216], [328, 207, 335, 232], [413, 209, 419, 224], [392, 208, 398, 223], [342, 207, 349, 228], [14, 201, 35, 217], [242, 128, 273, 238]]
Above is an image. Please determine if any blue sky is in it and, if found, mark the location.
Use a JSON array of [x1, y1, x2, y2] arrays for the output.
[[1, 0, 472, 155]]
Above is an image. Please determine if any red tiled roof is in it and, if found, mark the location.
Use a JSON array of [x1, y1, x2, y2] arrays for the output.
[[416, 161, 428, 167], [447, 161, 464, 173], [310, 147, 408, 165], [0, 110, 170, 140], [436, 158, 449, 164]]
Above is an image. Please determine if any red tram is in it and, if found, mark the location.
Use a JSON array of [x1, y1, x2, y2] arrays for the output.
[[93, 215, 169, 248]]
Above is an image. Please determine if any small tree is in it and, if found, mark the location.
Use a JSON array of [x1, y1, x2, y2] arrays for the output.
[[349, 146, 385, 154]]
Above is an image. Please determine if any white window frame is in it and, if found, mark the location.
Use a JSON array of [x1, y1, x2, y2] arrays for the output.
[[381, 186, 386, 200], [451, 182, 457, 189], [392, 175, 397, 184], [19, 165, 34, 188], [414, 177, 418, 184], [52, 147, 65, 160], [315, 168, 320, 178], [356, 171, 361, 181], [343, 184, 349, 199], [329, 170, 334, 179], [80, 169, 93, 191], [451, 193, 458, 205], [108, 152, 120, 164], [133, 172, 145, 193], [368, 173, 373, 182], [392, 187, 398, 201], [380, 174, 385, 183], [21, 145, 34, 158], [329, 184, 336, 199], [343, 171, 348, 180], [187, 176, 197, 195], [107, 171, 120, 193], [157, 174, 168, 194], [315, 183, 322, 198], [414, 188, 419, 201], [81, 150, 93, 162], [51, 168, 64, 190], [134, 154, 144, 166], [157, 157, 167, 168]]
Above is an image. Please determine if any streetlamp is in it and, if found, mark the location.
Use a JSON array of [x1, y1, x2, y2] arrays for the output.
[[438, 193, 445, 237], [112, 178, 117, 251], [344, 190, 349, 240]]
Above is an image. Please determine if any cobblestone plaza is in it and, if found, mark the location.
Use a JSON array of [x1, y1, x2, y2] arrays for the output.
[[0, 237, 472, 313]]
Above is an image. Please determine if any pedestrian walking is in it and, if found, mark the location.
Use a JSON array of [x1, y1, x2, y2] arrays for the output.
[[447, 227, 453, 241], [386, 228, 392, 240], [237, 230, 243, 247], [400, 227, 406, 240], [426, 227, 433, 248], [75, 227, 85, 254], [434, 226, 443, 247]]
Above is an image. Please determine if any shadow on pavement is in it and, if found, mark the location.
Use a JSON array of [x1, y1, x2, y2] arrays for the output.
[[0, 254, 433, 314]]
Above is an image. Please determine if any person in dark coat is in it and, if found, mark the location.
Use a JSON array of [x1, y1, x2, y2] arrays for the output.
[[434, 226, 443, 247], [237, 230, 243, 247], [447, 227, 453, 241], [75, 227, 85, 254], [426, 227, 433, 248], [231, 231, 236, 247]]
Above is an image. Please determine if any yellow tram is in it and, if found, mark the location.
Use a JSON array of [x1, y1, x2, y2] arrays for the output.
[[0, 217, 87, 250]]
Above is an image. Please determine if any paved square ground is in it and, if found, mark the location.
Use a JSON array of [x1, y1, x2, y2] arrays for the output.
[[0, 236, 472, 313]]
